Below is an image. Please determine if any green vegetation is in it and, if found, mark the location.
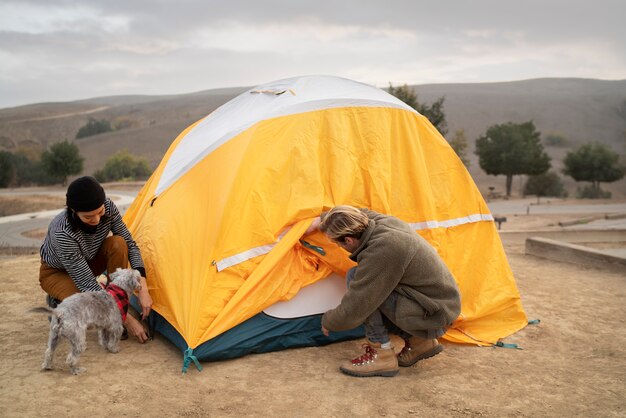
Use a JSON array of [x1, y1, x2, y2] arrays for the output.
[[12, 152, 54, 186], [0, 151, 14, 187], [524, 171, 566, 203], [388, 83, 448, 136], [563, 142, 624, 198], [475, 121, 551, 197], [76, 118, 113, 139], [0, 146, 62, 188], [93, 149, 152, 182], [448, 129, 470, 167], [1, 144, 151, 188], [41, 140, 84, 185], [112, 116, 139, 131]]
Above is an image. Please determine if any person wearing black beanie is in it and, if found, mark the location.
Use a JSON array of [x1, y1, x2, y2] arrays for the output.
[[39, 176, 153, 343], [65, 176, 106, 212]]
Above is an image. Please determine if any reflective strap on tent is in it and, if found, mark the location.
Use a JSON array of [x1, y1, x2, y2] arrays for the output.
[[215, 229, 290, 272], [215, 214, 495, 272], [409, 214, 494, 230], [216, 242, 280, 272]]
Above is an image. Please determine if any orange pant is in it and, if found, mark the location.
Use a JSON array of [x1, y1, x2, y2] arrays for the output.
[[39, 235, 129, 301]]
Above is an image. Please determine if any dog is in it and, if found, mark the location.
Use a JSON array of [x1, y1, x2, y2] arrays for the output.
[[35, 268, 141, 375]]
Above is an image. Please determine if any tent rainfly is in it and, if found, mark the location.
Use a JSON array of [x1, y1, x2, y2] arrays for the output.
[[124, 75, 527, 371]]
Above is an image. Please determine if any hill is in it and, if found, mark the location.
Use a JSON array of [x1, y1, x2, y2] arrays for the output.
[[1, 78, 624, 197]]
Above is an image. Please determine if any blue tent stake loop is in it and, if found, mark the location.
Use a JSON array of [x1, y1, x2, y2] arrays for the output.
[[528, 319, 540, 325], [182, 347, 203, 374], [494, 341, 522, 350]]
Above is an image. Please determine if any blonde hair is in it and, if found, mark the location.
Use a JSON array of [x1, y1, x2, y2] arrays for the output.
[[319, 205, 369, 241]]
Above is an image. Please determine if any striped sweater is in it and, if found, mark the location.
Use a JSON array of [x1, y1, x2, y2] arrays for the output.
[[40, 198, 145, 292]]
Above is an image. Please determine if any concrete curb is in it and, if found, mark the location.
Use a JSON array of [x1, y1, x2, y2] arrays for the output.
[[525, 237, 626, 270], [500, 229, 626, 246], [557, 212, 626, 227]]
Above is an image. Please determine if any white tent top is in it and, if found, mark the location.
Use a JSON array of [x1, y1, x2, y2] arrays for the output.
[[155, 75, 417, 196]]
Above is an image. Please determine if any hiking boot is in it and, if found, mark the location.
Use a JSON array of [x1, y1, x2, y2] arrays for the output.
[[397, 336, 443, 367], [339, 342, 399, 377]]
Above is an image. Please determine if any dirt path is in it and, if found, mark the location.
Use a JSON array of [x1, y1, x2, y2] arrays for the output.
[[1, 239, 624, 417], [7, 106, 110, 124]]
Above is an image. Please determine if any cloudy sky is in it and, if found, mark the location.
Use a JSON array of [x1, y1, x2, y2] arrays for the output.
[[1, 0, 624, 108]]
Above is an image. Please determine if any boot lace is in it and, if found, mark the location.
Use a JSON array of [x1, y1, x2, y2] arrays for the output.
[[398, 340, 412, 359], [351, 344, 378, 365]]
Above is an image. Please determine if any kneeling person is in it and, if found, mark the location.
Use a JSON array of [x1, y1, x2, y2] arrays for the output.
[[39, 176, 153, 343], [315, 206, 461, 377]]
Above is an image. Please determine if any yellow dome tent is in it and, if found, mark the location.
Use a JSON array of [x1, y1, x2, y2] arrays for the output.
[[124, 75, 527, 367]]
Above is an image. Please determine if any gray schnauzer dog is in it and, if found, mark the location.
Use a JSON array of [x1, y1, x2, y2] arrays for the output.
[[36, 268, 141, 375]]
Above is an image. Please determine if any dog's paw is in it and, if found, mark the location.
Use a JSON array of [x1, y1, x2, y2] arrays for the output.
[[41, 363, 53, 371], [107, 346, 120, 353], [71, 367, 86, 375]]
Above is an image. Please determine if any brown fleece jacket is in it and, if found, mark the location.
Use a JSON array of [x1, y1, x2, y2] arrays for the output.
[[321, 209, 461, 334]]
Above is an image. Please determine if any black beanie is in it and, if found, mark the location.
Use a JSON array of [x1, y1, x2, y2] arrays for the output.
[[66, 176, 106, 212]]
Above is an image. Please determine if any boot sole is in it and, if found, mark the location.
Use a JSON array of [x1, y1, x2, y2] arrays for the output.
[[339, 366, 399, 377], [398, 343, 444, 367]]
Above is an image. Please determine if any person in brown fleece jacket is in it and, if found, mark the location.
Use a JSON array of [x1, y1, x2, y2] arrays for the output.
[[309, 205, 461, 377]]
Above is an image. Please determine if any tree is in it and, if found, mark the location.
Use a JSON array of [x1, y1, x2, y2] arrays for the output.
[[448, 129, 470, 167], [0, 151, 15, 187], [12, 152, 56, 186], [41, 140, 84, 185], [475, 121, 551, 197], [562, 142, 624, 198], [76, 118, 112, 139], [388, 83, 448, 136], [524, 171, 566, 203], [93, 149, 152, 182]]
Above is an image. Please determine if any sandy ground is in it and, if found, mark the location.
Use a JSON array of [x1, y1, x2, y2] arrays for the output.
[[0, 214, 625, 417]]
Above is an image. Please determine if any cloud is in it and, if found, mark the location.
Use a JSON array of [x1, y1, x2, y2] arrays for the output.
[[1, 0, 625, 107]]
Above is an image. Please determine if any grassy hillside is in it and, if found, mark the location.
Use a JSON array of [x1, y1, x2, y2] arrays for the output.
[[1, 78, 624, 197], [413, 78, 626, 196]]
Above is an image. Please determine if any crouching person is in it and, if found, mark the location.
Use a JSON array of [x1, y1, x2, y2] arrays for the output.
[[39, 176, 152, 343], [312, 205, 461, 377]]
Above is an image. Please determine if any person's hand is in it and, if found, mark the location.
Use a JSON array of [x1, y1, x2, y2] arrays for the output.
[[126, 315, 150, 343], [321, 325, 329, 336], [137, 276, 152, 320], [304, 217, 321, 235]]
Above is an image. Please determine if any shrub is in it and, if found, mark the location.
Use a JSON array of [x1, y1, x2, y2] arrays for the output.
[[94, 150, 152, 182], [0, 151, 15, 187], [576, 185, 611, 199], [76, 118, 113, 139], [524, 171, 566, 203], [112, 116, 139, 131], [11, 153, 55, 186]]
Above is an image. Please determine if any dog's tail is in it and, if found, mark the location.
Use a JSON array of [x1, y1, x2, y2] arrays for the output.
[[29, 306, 54, 314]]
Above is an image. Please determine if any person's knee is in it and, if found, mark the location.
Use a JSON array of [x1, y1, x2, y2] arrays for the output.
[[106, 236, 128, 255]]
